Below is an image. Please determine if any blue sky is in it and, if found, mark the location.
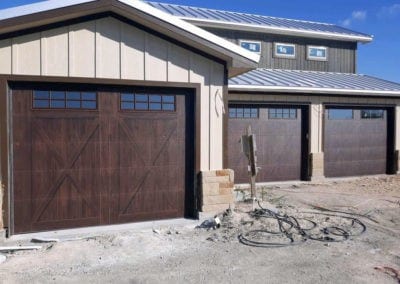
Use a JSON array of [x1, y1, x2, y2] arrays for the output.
[[1, 0, 399, 83]]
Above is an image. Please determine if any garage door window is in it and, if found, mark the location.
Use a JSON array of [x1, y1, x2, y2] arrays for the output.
[[229, 107, 259, 118], [120, 93, 175, 111], [33, 90, 97, 110], [327, 109, 353, 120], [268, 108, 297, 119], [361, 109, 384, 119]]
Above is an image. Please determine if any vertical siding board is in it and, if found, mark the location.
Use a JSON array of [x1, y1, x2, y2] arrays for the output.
[[190, 54, 211, 171], [120, 22, 145, 80], [41, 27, 69, 77], [0, 39, 11, 74], [95, 17, 121, 79], [145, 34, 168, 81], [12, 33, 41, 75], [69, 21, 96, 78], [209, 63, 224, 170], [167, 43, 190, 83]]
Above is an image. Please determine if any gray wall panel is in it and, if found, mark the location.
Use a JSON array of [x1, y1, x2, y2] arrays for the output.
[[206, 28, 357, 73]]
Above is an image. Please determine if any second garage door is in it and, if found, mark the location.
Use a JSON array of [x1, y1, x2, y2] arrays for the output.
[[324, 106, 394, 177], [228, 105, 308, 183], [11, 84, 193, 234]]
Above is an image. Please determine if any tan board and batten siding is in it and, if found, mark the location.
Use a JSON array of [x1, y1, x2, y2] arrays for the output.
[[0, 17, 224, 171], [230, 93, 400, 175]]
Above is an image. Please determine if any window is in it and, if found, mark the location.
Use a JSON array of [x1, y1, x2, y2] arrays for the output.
[[33, 90, 97, 110], [274, 43, 296, 58], [239, 40, 261, 54], [307, 46, 328, 61], [229, 107, 259, 119], [361, 109, 384, 119], [268, 108, 297, 119], [120, 93, 175, 111], [327, 109, 353, 120]]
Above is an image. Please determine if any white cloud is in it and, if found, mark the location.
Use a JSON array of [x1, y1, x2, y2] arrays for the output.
[[352, 11, 367, 21], [340, 10, 367, 27], [378, 4, 400, 18]]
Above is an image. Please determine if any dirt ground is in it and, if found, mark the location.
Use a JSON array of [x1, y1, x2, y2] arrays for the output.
[[1, 175, 400, 283]]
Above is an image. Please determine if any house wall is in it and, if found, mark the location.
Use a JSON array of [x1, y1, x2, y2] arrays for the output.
[[206, 28, 357, 73], [229, 93, 400, 178], [0, 16, 225, 172]]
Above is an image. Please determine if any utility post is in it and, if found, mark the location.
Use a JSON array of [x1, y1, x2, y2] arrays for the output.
[[241, 125, 259, 207]]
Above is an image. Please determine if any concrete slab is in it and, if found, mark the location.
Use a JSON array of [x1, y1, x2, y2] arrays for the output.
[[6, 218, 199, 243]]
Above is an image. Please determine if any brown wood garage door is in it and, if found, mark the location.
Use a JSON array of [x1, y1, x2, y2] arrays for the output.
[[11, 85, 193, 234], [324, 107, 392, 177], [228, 105, 308, 183]]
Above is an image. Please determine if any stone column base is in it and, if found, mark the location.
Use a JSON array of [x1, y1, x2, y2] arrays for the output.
[[200, 169, 235, 213], [310, 153, 325, 181]]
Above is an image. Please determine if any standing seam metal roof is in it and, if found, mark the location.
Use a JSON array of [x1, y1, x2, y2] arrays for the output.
[[229, 69, 400, 95], [147, 2, 373, 42]]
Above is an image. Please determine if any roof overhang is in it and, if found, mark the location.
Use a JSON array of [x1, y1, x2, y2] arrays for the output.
[[0, 0, 260, 72], [181, 18, 373, 43], [229, 85, 400, 97]]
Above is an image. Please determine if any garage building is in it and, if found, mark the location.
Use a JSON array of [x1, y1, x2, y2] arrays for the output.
[[1, 0, 400, 236]]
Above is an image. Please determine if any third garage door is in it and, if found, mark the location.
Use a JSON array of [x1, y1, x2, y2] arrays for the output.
[[228, 105, 308, 183], [324, 107, 393, 177]]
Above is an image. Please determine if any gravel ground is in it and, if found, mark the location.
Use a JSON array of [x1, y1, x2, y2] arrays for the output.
[[0, 175, 399, 283]]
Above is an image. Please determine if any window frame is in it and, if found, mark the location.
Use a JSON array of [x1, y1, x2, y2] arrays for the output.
[[239, 40, 262, 54], [307, 45, 328, 61], [268, 108, 297, 120], [274, 42, 296, 59], [229, 107, 259, 119], [119, 93, 176, 112], [360, 109, 385, 120], [327, 108, 354, 120], [32, 90, 98, 111]]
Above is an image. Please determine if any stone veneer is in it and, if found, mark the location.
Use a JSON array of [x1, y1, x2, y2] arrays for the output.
[[310, 153, 325, 181], [200, 169, 235, 213]]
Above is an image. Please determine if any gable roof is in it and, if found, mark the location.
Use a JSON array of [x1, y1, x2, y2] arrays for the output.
[[0, 0, 259, 70], [229, 69, 400, 97], [148, 2, 373, 43]]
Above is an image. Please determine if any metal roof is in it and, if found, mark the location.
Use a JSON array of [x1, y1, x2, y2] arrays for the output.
[[147, 2, 373, 43], [229, 69, 400, 96], [0, 0, 259, 66]]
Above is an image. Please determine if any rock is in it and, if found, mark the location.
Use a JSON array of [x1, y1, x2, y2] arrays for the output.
[[153, 229, 161, 234]]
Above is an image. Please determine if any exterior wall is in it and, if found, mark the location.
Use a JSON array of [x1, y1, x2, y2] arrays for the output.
[[0, 16, 225, 172], [206, 28, 357, 73], [229, 93, 400, 178]]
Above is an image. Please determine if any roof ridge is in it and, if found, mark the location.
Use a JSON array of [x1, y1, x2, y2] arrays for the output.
[[148, 1, 336, 27]]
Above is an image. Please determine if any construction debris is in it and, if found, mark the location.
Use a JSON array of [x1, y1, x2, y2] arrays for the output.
[[374, 266, 400, 283], [0, 245, 42, 252]]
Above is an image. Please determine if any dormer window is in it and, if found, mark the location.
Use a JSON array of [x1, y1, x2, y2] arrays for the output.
[[307, 46, 328, 61], [274, 43, 296, 58], [239, 40, 261, 54]]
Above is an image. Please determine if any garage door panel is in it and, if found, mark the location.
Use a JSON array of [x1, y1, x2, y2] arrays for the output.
[[324, 107, 388, 177], [12, 87, 191, 234], [228, 106, 303, 183]]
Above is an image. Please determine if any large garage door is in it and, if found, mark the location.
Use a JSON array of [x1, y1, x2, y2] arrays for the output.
[[11, 85, 193, 234], [324, 107, 392, 177], [228, 105, 308, 183]]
